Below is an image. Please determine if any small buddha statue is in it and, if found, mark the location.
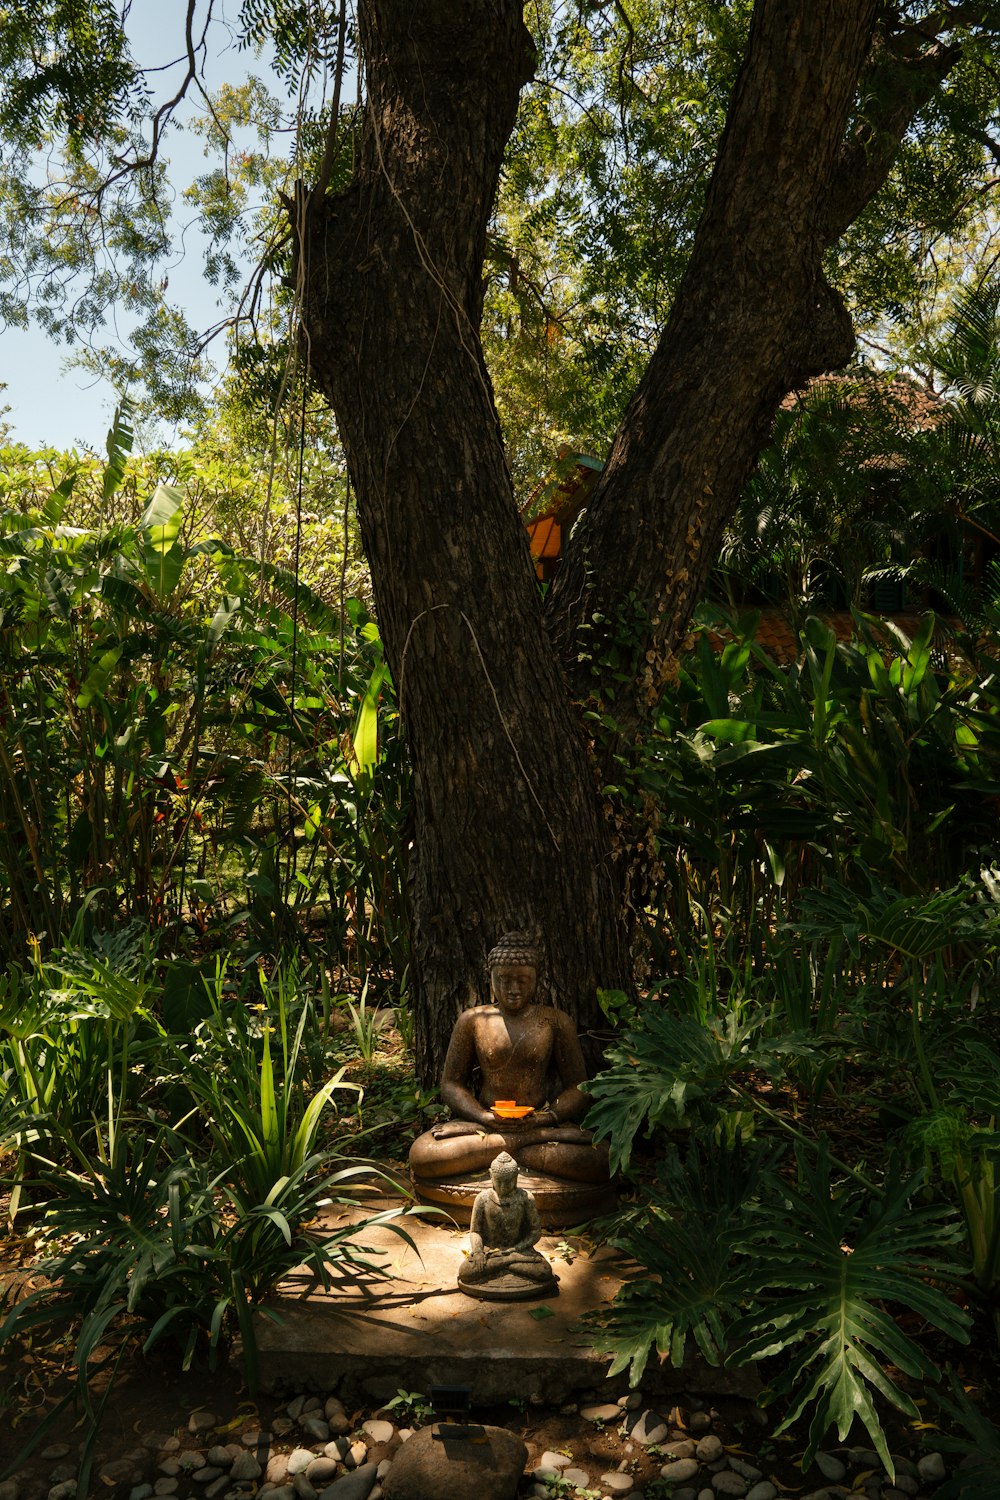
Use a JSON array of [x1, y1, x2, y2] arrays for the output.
[[458, 1152, 557, 1300], [408, 932, 612, 1225]]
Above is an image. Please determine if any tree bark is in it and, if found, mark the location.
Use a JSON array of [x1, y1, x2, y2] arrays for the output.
[[300, 1, 629, 1080], [548, 0, 882, 734]]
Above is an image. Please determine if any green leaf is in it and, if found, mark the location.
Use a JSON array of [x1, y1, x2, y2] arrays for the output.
[[140, 482, 185, 599]]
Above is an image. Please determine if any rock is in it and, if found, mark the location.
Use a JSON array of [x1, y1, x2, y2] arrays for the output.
[[178, 1453, 207, 1473], [746, 1486, 777, 1500], [539, 1452, 572, 1471], [230, 1455, 262, 1484], [728, 1458, 763, 1484], [918, 1453, 947, 1483], [48, 1472, 75, 1487], [242, 1431, 271, 1450], [581, 1404, 621, 1424], [362, 1421, 394, 1446], [664, 1441, 697, 1459], [302, 1419, 331, 1443], [270, 1489, 296, 1500], [287, 1397, 309, 1422], [40, 1447, 71, 1463], [599, 1476, 635, 1493], [161, 1440, 181, 1455], [192, 1469, 224, 1486], [711, 1475, 747, 1497], [100, 1461, 138, 1487], [376, 1461, 392, 1481], [207, 1449, 234, 1469], [267, 1458, 291, 1486], [661, 1460, 700, 1484], [0, 1485, 19, 1500], [396, 1432, 413, 1445], [189, 1412, 218, 1436], [628, 1411, 669, 1446], [303, 1398, 323, 1415], [288, 1452, 318, 1477], [891, 1478, 919, 1496], [158, 1464, 181, 1480], [697, 1437, 724, 1463], [689, 1412, 713, 1432], [619, 1393, 643, 1411], [562, 1472, 592, 1490], [129, 1489, 153, 1500], [204, 1480, 230, 1500], [382, 1427, 525, 1500], [273, 1419, 295, 1438], [325, 1399, 346, 1422], [292, 1477, 318, 1500], [304, 1461, 340, 1487], [814, 1454, 847, 1483], [47, 1487, 76, 1500], [315, 1469, 378, 1500], [153, 1483, 178, 1497], [346, 1444, 367, 1471]]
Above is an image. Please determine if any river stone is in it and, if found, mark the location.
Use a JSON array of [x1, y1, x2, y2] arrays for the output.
[[101, 1461, 139, 1486], [292, 1476, 318, 1500], [302, 1419, 331, 1443], [362, 1421, 394, 1445], [304, 1461, 340, 1487], [203, 1481, 229, 1500], [628, 1411, 669, 1445], [382, 1427, 525, 1500], [746, 1486, 778, 1500], [153, 1483, 178, 1497], [316, 1468, 378, 1500], [661, 1460, 700, 1484], [207, 1449, 234, 1469], [230, 1454, 262, 1483], [288, 1452, 317, 1477], [48, 1486, 76, 1500], [814, 1454, 846, 1483], [562, 1471, 592, 1489], [189, 1412, 218, 1436], [242, 1431, 271, 1450], [728, 1458, 763, 1483], [891, 1478, 919, 1495], [581, 1404, 621, 1425], [267, 1457, 290, 1485], [711, 1474, 747, 1497], [539, 1453, 571, 1471], [918, 1453, 947, 1483], [191, 1469, 224, 1486], [688, 1412, 713, 1432], [697, 1436, 724, 1463], [129, 1487, 153, 1500], [599, 1475, 634, 1493], [40, 1448, 71, 1463]]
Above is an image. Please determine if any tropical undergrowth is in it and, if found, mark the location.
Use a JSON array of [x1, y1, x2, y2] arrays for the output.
[[0, 935, 426, 1493], [580, 606, 1000, 1484]]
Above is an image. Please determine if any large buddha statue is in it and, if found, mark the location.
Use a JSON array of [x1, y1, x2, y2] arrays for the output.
[[408, 932, 613, 1226]]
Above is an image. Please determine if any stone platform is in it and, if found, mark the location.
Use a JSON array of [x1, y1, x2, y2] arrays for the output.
[[254, 1191, 760, 1407]]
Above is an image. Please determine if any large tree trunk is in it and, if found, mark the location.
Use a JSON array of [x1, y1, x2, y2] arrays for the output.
[[548, 0, 880, 733], [300, 1, 629, 1080], [297, 0, 969, 1081]]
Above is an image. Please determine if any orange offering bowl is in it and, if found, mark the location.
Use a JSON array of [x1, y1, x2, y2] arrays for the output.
[[491, 1101, 534, 1119]]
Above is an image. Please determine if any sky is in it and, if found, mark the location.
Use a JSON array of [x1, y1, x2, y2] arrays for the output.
[[3, 3, 278, 453]]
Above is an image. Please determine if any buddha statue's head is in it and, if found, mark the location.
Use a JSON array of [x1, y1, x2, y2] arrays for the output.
[[487, 931, 539, 1014], [489, 1150, 519, 1198]]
